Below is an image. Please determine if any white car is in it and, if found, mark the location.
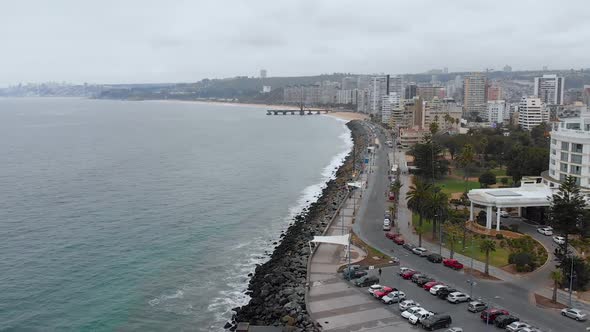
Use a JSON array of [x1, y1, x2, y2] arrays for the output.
[[382, 291, 405, 304], [561, 307, 587, 321], [383, 219, 391, 231], [408, 309, 433, 325], [401, 306, 424, 319], [399, 267, 411, 275], [499, 210, 510, 218], [517, 328, 542, 332], [537, 227, 553, 236], [553, 236, 566, 245], [506, 321, 531, 331], [429, 284, 447, 295], [447, 292, 470, 303], [399, 300, 420, 311], [412, 247, 428, 256], [444, 328, 463, 332], [368, 284, 384, 295]]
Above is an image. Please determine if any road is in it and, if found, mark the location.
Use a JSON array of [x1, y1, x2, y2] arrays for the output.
[[353, 125, 589, 332]]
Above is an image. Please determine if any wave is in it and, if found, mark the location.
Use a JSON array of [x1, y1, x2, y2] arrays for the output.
[[205, 120, 353, 331]]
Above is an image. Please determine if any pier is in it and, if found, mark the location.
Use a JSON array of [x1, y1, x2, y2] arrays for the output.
[[266, 109, 331, 115]]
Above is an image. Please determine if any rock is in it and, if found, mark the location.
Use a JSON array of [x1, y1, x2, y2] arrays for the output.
[[224, 322, 232, 329]]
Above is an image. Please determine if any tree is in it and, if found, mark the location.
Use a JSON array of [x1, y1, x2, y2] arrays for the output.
[[425, 188, 449, 239], [443, 221, 463, 259], [407, 178, 432, 247], [548, 176, 586, 266], [456, 144, 475, 181], [480, 239, 497, 275], [550, 269, 563, 303], [478, 171, 497, 188], [409, 137, 448, 180]]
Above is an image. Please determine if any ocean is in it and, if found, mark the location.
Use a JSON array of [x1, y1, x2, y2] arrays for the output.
[[0, 98, 352, 331]]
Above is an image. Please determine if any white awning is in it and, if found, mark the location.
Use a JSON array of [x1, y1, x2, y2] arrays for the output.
[[347, 181, 363, 188], [311, 234, 350, 246]]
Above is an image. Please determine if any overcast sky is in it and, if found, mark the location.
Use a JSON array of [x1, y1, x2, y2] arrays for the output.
[[2, 0, 589, 86]]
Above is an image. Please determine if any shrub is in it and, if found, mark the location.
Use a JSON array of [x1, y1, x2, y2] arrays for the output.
[[499, 240, 507, 248], [496, 233, 504, 240], [500, 177, 509, 185], [509, 224, 520, 233]]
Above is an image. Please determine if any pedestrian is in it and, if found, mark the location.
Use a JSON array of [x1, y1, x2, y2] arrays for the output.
[[378, 268, 382, 276]]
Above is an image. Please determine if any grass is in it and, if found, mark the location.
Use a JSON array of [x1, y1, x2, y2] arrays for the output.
[[411, 213, 510, 267], [435, 177, 480, 195], [453, 167, 506, 178], [490, 168, 507, 176]]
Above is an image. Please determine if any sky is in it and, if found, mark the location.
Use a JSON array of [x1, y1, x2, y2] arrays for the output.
[[2, 0, 590, 86]]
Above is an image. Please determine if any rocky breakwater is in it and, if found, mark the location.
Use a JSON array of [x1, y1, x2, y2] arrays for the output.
[[227, 120, 369, 331]]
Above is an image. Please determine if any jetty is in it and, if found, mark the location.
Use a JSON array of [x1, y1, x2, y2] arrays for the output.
[[266, 109, 331, 115]]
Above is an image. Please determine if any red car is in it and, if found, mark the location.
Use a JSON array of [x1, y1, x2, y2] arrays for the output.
[[401, 270, 417, 279], [388, 192, 395, 201], [373, 286, 396, 299], [393, 236, 405, 245], [481, 308, 509, 323], [385, 232, 399, 240], [443, 258, 464, 270], [422, 281, 442, 291]]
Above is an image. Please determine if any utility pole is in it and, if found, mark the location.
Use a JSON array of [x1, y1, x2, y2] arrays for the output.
[[569, 255, 574, 306]]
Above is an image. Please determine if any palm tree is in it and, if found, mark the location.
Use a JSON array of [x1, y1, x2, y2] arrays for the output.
[[550, 269, 564, 303], [406, 178, 432, 247], [426, 188, 449, 239], [442, 222, 462, 259], [480, 239, 496, 275], [456, 144, 475, 181]]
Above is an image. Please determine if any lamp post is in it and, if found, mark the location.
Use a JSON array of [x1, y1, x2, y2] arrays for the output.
[[469, 236, 475, 299], [569, 255, 574, 307]]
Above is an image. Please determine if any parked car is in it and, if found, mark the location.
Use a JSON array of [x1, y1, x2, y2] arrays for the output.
[[374, 286, 396, 299], [499, 210, 510, 218], [506, 321, 531, 331], [447, 292, 470, 304], [401, 306, 424, 319], [412, 247, 429, 256], [416, 276, 435, 287], [467, 301, 487, 312], [481, 308, 509, 323], [437, 288, 457, 300], [421, 314, 453, 330], [399, 267, 411, 275], [444, 328, 463, 332], [342, 269, 367, 280], [516, 328, 542, 332], [354, 275, 379, 287], [423, 281, 442, 291], [427, 253, 443, 263], [411, 273, 427, 283], [368, 284, 386, 295], [388, 192, 395, 201], [401, 270, 418, 279], [553, 236, 566, 245], [494, 315, 519, 328], [561, 308, 588, 321], [386, 232, 400, 240], [443, 258, 464, 270], [409, 309, 434, 325], [402, 243, 416, 251], [383, 219, 391, 231], [429, 284, 447, 295], [399, 300, 420, 311], [393, 236, 405, 245], [382, 290, 406, 304], [384, 211, 391, 220], [537, 227, 553, 236]]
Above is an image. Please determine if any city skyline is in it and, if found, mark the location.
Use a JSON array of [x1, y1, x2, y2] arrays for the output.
[[2, 0, 590, 86]]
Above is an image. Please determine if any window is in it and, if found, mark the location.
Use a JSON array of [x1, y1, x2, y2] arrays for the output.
[[574, 177, 581, 185], [562, 142, 570, 150], [552, 139, 557, 145], [572, 143, 583, 153], [561, 152, 568, 162], [551, 170, 555, 175], [551, 158, 556, 165], [552, 149, 556, 155], [571, 154, 582, 164], [561, 163, 568, 172], [571, 165, 582, 175], [560, 173, 567, 181]]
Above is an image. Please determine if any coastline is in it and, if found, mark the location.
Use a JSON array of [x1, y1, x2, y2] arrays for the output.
[[227, 120, 369, 330]]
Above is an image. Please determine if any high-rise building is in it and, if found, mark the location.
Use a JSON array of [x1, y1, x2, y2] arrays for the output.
[[583, 85, 590, 106], [463, 73, 488, 119], [389, 75, 404, 98], [405, 84, 417, 100], [486, 100, 507, 124], [368, 75, 389, 114], [336, 89, 358, 105], [341, 77, 357, 90], [534, 74, 565, 105], [487, 84, 502, 101], [356, 89, 369, 113], [381, 93, 400, 124], [417, 85, 445, 102], [424, 98, 462, 133], [260, 69, 267, 79], [518, 97, 549, 130]]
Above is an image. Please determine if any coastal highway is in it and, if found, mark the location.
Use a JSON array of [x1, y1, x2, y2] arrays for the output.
[[353, 126, 588, 332]]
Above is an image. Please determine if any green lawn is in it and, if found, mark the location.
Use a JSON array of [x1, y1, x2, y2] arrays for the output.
[[411, 214, 509, 267], [490, 168, 507, 176], [435, 177, 480, 195], [453, 167, 506, 178]]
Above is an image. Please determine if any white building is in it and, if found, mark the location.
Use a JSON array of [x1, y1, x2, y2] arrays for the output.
[[381, 93, 400, 124], [368, 75, 389, 115], [534, 74, 565, 105], [336, 89, 357, 105], [486, 100, 507, 124], [518, 97, 549, 130]]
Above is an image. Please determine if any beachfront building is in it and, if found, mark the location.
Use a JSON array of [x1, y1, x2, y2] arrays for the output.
[[381, 93, 400, 125], [518, 96, 549, 131], [534, 74, 565, 105], [368, 75, 389, 115]]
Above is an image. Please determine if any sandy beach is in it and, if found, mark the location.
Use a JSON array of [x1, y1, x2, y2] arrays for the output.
[[327, 111, 369, 122]]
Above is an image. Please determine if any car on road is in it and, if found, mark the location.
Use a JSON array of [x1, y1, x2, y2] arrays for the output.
[[561, 308, 587, 321], [382, 290, 406, 304], [429, 284, 447, 295], [447, 292, 470, 304], [481, 308, 509, 323], [412, 247, 429, 256], [401, 269, 418, 279], [401, 306, 424, 319], [494, 315, 520, 328], [386, 232, 400, 240], [537, 227, 553, 236], [342, 269, 367, 280], [402, 243, 416, 251], [388, 192, 396, 201], [442, 258, 464, 270], [499, 210, 510, 218], [399, 300, 420, 311], [444, 328, 463, 332], [427, 253, 443, 263], [506, 321, 531, 331], [553, 236, 566, 245], [383, 219, 391, 231], [437, 287, 457, 300], [421, 314, 453, 331], [393, 236, 405, 245], [408, 309, 434, 325], [374, 286, 396, 299], [354, 275, 379, 287], [467, 301, 487, 312], [423, 281, 442, 291]]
